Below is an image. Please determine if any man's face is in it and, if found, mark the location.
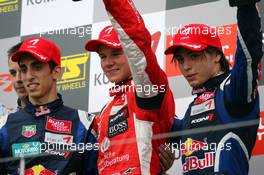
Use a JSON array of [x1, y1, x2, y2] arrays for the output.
[[8, 58, 27, 99], [174, 47, 221, 88], [19, 54, 60, 104], [98, 45, 132, 83]]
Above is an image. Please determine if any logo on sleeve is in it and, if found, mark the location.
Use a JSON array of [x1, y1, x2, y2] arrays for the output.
[[22, 125, 36, 138], [108, 107, 129, 138], [45, 117, 72, 134]]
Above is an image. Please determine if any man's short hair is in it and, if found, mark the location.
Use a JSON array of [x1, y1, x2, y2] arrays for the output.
[[7, 42, 22, 60]]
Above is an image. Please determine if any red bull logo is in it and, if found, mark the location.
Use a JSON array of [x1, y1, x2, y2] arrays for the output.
[[182, 138, 208, 156], [183, 152, 214, 173], [24, 165, 56, 175]]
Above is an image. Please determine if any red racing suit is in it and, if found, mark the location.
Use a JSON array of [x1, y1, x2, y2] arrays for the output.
[[92, 0, 175, 174]]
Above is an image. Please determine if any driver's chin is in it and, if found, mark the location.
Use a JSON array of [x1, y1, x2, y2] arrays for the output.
[[109, 76, 121, 84], [189, 81, 201, 88]]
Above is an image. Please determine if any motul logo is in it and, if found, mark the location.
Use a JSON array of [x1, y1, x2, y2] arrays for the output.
[[183, 152, 214, 172]]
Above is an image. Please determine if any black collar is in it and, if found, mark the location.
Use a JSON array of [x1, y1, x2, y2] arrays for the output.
[[24, 94, 64, 117], [192, 72, 230, 95]]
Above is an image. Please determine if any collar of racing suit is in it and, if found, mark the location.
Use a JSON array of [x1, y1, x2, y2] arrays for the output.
[[109, 78, 133, 97], [192, 71, 230, 95], [23, 93, 64, 117]]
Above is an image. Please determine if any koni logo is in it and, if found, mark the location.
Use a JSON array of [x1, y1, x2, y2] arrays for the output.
[[27, 0, 56, 6], [57, 53, 89, 91], [0, 0, 18, 13], [165, 24, 237, 77]]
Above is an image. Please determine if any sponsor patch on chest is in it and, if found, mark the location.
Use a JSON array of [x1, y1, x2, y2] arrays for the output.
[[183, 152, 214, 173], [190, 113, 214, 125], [44, 132, 73, 144], [194, 92, 215, 104], [108, 107, 129, 138], [12, 141, 41, 157], [45, 117, 72, 134], [191, 99, 215, 116], [21, 125, 36, 138]]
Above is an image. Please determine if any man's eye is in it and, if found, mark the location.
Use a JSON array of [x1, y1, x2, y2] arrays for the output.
[[33, 64, 42, 70], [113, 52, 121, 56], [189, 53, 202, 59], [20, 67, 26, 73], [9, 70, 16, 77], [99, 55, 106, 59], [175, 57, 184, 64]]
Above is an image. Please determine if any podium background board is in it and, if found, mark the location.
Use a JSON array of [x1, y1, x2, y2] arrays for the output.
[[0, 0, 263, 174]]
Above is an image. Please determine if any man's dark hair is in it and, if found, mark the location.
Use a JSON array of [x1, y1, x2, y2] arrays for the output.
[[172, 46, 230, 73], [48, 61, 57, 71], [7, 42, 22, 60], [17, 53, 58, 72], [204, 46, 230, 72]]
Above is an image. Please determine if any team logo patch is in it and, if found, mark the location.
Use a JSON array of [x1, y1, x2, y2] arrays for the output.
[[190, 113, 214, 125], [182, 138, 208, 157], [12, 142, 40, 157], [44, 132, 73, 145], [183, 152, 214, 173], [25, 164, 56, 175], [101, 137, 110, 153], [194, 91, 215, 104], [108, 106, 129, 138], [45, 117, 72, 134], [191, 99, 215, 116], [22, 125, 36, 138], [35, 106, 51, 117]]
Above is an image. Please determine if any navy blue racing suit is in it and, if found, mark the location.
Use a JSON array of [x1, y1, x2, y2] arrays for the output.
[[0, 95, 98, 175], [172, 4, 263, 175]]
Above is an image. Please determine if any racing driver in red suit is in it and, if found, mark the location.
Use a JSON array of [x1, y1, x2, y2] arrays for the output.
[[85, 0, 175, 174]]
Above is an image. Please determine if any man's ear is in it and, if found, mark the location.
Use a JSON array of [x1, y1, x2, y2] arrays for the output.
[[214, 53, 222, 63], [53, 66, 62, 81]]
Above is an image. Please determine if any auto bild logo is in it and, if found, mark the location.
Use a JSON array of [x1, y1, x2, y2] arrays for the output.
[[57, 53, 89, 92], [0, 0, 18, 13]]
